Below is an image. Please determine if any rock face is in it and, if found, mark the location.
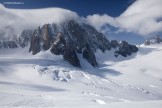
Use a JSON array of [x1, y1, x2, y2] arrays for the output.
[[82, 44, 98, 67], [144, 39, 151, 46], [41, 24, 51, 51], [0, 19, 139, 67], [50, 33, 66, 55], [28, 20, 139, 67], [51, 33, 81, 67], [0, 30, 33, 50], [114, 41, 138, 57], [144, 35, 162, 45], [19, 30, 33, 48], [63, 45, 81, 67], [29, 27, 41, 55], [111, 40, 119, 48], [29, 20, 112, 67], [0, 41, 18, 49]]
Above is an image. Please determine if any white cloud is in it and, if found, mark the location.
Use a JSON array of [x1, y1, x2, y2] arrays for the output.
[[0, 3, 79, 40], [86, 14, 117, 30], [1, 0, 162, 40], [86, 0, 162, 36]]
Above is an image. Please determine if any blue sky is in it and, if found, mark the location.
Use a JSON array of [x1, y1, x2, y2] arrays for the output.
[[0, 0, 162, 44], [0, 0, 134, 17]]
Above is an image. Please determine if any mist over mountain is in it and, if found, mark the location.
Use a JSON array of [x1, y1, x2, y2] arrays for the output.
[[1, 0, 162, 43], [0, 3, 139, 68], [0, 3, 79, 40]]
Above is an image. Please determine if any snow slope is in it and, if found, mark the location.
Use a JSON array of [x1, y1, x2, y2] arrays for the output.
[[0, 44, 162, 107]]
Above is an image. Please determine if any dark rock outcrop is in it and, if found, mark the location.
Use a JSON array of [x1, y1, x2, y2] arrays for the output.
[[50, 33, 66, 55], [0, 41, 18, 49], [7, 41, 18, 48], [111, 40, 119, 48], [51, 32, 81, 67], [0, 19, 139, 68], [29, 20, 110, 67], [114, 41, 138, 57], [29, 24, 53, 54], [29, 27, 41, 55], [156, 36, 162, 44], [41, 24, 51, 51], [28, 20, 139, 67], [63, 45, 81, 68], [0, 29, 32, 49], [144, 39, 151, 46], [83, 44, 98, 67], [82, 24, 111, 52], [129, 45, 138, 52], [144, 35, 162, 45], [0, 42, 8, 49], [19, 30, 33, 48]]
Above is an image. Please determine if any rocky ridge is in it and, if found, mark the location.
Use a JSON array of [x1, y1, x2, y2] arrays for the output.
[[0, 20, 138, 68], [144, 35, 162, 45]]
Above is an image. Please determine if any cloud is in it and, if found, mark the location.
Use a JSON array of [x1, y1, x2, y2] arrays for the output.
[[86, 0, 162, 36], [86, 14, 117, 30], [1, 0, 162, 40], [0, 3, 79, 40]]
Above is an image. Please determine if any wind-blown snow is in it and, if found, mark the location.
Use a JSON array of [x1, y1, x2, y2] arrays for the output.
[[0, 44, 162, 107]]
